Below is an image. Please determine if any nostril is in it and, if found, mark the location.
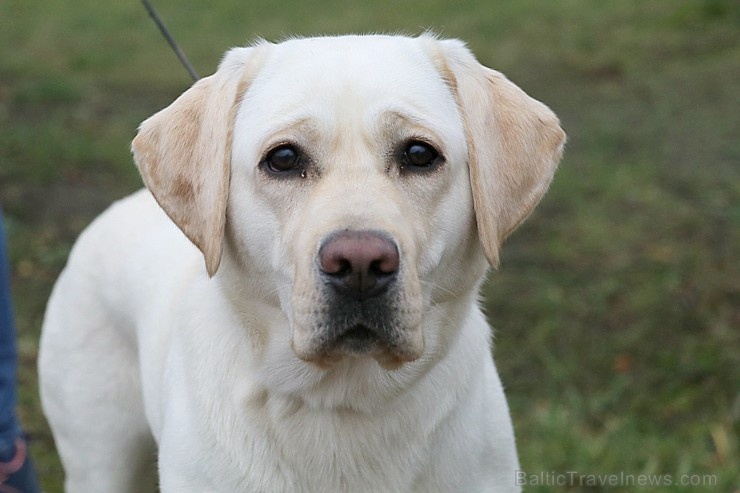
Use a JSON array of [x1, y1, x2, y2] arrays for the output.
[[321, 255, 352, 277], [335, 259, 352, 277], [370, 257, 397, 277]]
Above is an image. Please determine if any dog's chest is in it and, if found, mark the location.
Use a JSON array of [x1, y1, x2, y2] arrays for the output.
[[227, 399, 433, 491]]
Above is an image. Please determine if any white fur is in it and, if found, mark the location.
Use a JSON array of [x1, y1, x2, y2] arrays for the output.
[[39, 35, 564, 492]]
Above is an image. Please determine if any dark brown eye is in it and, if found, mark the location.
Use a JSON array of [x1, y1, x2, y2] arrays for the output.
[[265, 145, 301, 173], [402, 141, 439, 169]]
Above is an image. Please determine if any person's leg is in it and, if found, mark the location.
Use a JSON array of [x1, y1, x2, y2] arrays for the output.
[[0, 209, 40, 492]]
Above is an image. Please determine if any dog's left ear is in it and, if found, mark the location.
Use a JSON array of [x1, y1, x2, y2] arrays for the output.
[[430, 39, 566, 267], [132, 46, 262, 277]]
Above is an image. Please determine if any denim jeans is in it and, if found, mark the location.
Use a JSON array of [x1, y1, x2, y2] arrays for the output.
[[0, 209, 21, 460]]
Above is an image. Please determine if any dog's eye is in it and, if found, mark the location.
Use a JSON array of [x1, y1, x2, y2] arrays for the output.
[[402, 141, 440, 170], [264, 145, 302, 173]]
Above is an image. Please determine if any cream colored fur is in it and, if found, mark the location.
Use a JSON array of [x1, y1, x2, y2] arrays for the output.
[[39, 35, 565, 492]]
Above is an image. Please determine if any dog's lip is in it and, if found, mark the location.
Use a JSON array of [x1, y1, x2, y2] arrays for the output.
[[326, 323, 386, 359], [292, 323, 423, 370], [337, 324, 380, 347]]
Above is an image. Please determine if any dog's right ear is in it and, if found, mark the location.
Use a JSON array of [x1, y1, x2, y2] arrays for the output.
[[132, 46, 263, 277]]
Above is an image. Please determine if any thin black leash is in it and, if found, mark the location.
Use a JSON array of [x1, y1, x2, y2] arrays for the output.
[[141, 0, 200, 82]]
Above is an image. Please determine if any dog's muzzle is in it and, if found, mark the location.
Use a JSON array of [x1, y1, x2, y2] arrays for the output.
[[292, 230, 423, 369]]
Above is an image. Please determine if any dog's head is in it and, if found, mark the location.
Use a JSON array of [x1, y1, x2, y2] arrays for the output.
[[132, 35, 565, 370]]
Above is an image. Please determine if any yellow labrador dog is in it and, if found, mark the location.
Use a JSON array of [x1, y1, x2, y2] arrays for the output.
[[39, 35, 564, 492]]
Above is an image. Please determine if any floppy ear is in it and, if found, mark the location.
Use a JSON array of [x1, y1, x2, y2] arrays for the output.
[[132, 46, 260, 277], [433, 39, 566, 267]]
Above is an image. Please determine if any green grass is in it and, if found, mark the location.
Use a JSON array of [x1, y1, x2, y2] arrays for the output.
[[1, 0, 738, 491]]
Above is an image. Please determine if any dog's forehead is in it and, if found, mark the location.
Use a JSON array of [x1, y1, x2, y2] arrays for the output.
[[268, 35, 428, 72], [242, 36, 459, 132]]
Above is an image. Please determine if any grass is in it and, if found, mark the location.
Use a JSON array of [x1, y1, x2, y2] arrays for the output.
[[1, 0, 738, 491]]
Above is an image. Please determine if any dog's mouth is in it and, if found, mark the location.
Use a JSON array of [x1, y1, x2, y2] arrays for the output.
[[293, 320, 423, 371], [332, 324, 381, 354]]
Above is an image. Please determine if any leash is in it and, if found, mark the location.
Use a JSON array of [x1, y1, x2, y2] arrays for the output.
[[141, 0, 200, 82]]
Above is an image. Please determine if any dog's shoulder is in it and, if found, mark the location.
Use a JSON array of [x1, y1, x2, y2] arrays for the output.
[[64, 188, 201, 290]]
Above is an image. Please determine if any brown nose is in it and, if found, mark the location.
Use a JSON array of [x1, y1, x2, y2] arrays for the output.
[[318, 231, 399, 300]]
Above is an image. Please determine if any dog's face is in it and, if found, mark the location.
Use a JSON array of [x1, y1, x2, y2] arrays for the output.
[[132, 35, 565, 370], [228, 37, 479, 369]]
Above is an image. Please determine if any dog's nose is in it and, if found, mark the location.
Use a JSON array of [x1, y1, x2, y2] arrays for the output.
[[319, 231, 399, 300]]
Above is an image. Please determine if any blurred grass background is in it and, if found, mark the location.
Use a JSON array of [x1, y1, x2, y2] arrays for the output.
[[0, 0, 738, 491]]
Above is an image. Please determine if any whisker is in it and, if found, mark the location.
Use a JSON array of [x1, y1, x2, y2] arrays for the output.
[[419, 279, 457, 298]]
